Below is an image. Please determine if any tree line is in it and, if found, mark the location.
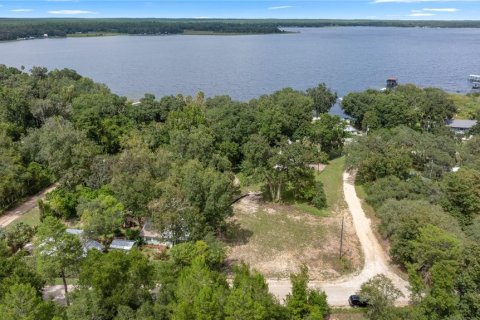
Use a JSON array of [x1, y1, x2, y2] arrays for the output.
[[344, 86, 480, 319], [0, 65, 343, 319], [2, 18, 480, 41]]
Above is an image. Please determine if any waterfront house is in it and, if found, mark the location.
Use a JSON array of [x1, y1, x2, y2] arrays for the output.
[[447, 119, 477, 135]]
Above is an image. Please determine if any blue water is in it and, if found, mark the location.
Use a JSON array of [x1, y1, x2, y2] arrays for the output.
[[0, 27, 479, 115]]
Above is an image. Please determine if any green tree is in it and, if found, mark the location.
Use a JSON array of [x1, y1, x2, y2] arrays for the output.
[[242, 137, 320, 202], [286, 266, 329, 320], [312, 181, 327, 209], [455, 244, 480, 319], [0, 240, 44, 300], [110, 141, 170, 224], [306, 83, 337, 115], [1, 222, 34, 253], [71, 92, 132, 153], [0, 283, 56, 320], [310, 114, 347, 158], [254, 88, 313, 143], [21, 117, 100, 186], [441, 168, 480, 225], [171, 257, 228, 320], [358, 274, 404, 320], [39, 186, 79, 220], [76, 249, 155, 319], [34, 216, 83, 306], [225, 264, 286, 320], [79, 194, 125, 242], [150, 160, 237, 241]]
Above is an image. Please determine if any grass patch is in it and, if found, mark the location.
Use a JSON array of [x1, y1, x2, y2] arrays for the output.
[[11, 207, 41, 227], [330, 308, 366, 320], [450, 93, 480, 119], [226, 155, 362, 279], [318, 156, 346, 208], [226, 207, 326, 256], [226, 204, 331, 278], [48, 278, 78, 286], [288, 156, 346, 217], [292, 202, 327, 217]]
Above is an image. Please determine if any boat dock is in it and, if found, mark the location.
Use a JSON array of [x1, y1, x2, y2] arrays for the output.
[[469, 75, 480, 89]]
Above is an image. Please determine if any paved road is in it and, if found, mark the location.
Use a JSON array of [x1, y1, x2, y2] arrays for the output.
[[267, 171, 410, 306], [0, 184, 57, 228]]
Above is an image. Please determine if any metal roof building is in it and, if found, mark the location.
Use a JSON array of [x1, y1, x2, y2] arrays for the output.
[[109, 239, 136, 251], [447, 119, 477, 134], [66, 228, 84, 236]]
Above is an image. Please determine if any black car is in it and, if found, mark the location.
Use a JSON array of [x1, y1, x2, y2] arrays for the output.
[[348, 295, 368, 308]]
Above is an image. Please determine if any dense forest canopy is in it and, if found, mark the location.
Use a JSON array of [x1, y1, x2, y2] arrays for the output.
[[1, 18, 480, 40], [0, 65, 340, 319], [344, 86, 480, 319], [1, 65, 480, 319]]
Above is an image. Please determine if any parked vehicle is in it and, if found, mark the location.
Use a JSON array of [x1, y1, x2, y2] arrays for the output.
[[348, 295, 368, 307]]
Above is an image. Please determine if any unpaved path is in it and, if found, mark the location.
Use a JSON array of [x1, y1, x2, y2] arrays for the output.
[[41, 171, 410, 306], [267, 171, 410, 306], [0, 184, 57, 228]]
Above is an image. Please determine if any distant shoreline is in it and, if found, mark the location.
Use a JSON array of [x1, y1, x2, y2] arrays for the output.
[[1, 18, 480, 42]]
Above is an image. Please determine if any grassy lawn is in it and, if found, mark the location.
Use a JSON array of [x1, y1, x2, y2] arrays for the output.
[[330, 308, 366, 320], [48, 278, 79, 286], [11, 207, 41, 227], [450, 93, 480, 119], [225, 203, 332, 279], [226, 156, 362, 280], [292, 156, 346, 217]]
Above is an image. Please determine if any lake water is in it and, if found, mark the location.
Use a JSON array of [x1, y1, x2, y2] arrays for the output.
[[0, 27, 479, 115]]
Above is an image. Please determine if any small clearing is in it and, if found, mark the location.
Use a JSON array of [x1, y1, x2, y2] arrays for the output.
[[225, 157, 362, 280]]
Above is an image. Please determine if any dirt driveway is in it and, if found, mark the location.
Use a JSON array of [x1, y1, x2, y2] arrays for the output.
[[0, 184, 57, 228], [267, 171, 410, 306]]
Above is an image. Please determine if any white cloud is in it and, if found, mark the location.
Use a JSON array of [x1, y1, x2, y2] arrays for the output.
[[10, 9, 33, 12], [268, 6, 294, 10], [423, 8, 459, 11], [409, 12, 436, 16], [48, 10, 97, 15], [375, 0, 478, 3]]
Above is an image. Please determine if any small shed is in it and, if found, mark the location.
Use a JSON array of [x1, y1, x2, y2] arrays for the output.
[[110, 239, 136, 251], [84, 240, 104, 252], [345, 125, 358, 135], [386, 78, 398, 89], [66, 228, 84, 236], [447, 119, 477, 135], [140, 220, 162, 245]]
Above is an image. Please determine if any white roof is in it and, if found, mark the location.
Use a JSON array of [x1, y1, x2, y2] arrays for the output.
[[84, 240, 104, 252], [447, 119, 477, 129], [110, 239, 136, 251], [66, 229, 84, 236]]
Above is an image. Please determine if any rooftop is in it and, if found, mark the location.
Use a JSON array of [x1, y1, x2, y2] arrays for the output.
[[447, 119, 477, 129], [110, 239, 136, 251], [84, 239, 104, 252], [66, 228, 84, 236]]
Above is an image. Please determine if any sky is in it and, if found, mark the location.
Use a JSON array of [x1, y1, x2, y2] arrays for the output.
[[0, 0, 479, 20]]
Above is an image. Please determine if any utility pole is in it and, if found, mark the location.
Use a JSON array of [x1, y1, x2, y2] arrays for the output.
[[339, 215, 344, 260]]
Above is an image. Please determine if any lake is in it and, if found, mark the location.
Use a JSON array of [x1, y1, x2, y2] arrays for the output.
[[0, 27, 479, 115]]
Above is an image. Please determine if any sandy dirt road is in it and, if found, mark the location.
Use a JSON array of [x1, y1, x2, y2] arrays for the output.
[[41, 171, 409, 306], [267, 171, 410, 306], [0, 184, 57, 228]]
